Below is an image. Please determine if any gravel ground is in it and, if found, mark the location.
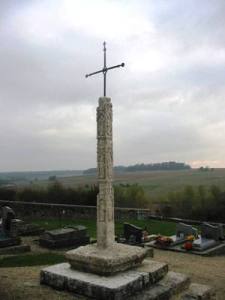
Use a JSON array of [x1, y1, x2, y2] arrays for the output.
[[0, 244, 224, 299], [155, 249, 225, 299]]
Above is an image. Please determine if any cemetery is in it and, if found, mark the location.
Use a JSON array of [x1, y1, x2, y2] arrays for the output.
[[0, 42, 224, 299], [1, 0, 225, 292], [148, 222, 225, 256], [38, 92, 216, 299]]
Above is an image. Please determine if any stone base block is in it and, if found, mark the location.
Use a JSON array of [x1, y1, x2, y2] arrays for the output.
[[40, 259, 168, 300], [65, 243, 150, 276], [128, 271, 190, 300]]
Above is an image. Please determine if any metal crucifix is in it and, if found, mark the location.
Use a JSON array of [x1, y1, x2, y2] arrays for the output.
[[85, 42, 125, 97]]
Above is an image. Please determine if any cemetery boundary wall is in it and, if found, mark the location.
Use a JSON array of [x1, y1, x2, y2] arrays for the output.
[[0, 200, 224, 228], [0, 200, 150, 220]]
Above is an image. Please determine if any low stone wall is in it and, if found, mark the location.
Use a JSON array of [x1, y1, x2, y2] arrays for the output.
[[0, 200, 150, 221], [1, 200, 223, 228]]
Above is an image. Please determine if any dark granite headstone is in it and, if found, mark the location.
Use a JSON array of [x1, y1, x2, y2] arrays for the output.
[[0, 206, 21, 248], [123, 223, 143, 244], [1, 206, 16, 236], [39, 226, 90, 249]]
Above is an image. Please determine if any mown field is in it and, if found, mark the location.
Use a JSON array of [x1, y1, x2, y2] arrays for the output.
[[30, 168, 225, 200]]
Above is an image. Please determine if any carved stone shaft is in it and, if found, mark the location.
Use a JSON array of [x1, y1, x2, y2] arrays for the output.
[[96, 97, 114, 248]]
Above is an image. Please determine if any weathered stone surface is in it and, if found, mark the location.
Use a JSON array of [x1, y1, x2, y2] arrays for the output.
[[41, 259, 168, 300], [39, 226, 90, 249], [97, 97, 114, 249], [181, 283, 215, 300], [66, 243, 150, 275], [160, 271, 190, 296], [128, 271, 190, 300], [144, 246, 154, 258]]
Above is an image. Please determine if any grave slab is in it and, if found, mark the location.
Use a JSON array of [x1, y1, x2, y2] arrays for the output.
[[40, 259, 168, 300], [39, 226, 90, 249]]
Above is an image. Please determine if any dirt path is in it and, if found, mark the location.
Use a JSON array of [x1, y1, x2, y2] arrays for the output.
[[0, 248, 224, 299]]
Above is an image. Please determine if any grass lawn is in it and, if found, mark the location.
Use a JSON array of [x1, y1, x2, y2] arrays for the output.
[[0, 253, 65, 268], [0, 218, 176, 268], [32, 218, 177, 238]]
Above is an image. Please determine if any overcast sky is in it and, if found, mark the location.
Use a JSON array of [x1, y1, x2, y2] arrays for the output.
[[0, 0, 225, 171]]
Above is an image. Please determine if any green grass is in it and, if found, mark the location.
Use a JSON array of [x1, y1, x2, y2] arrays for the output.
[[33, 218, 177, 238], [0, 253, 65, 268]]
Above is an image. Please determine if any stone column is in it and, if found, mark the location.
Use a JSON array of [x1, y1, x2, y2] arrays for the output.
[[96, 97, 115, 249]]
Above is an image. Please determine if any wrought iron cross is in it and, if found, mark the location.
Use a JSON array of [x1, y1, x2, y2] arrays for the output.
[[85, 42, 125, 97]]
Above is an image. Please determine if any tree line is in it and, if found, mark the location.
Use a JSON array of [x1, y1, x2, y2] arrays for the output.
[[83, 161, 191, 175], [1, 181, 224, 222], [158, 185, 225, 222], [0, 182, 148, 208]]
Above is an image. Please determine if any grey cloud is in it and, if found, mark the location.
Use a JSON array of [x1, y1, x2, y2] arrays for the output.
[[0, 0, 225, 171]]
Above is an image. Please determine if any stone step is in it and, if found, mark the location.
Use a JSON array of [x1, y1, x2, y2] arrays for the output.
[[128, 271, 190, 300], [179, 283, 216, 300], [40, 259, 168, 300]]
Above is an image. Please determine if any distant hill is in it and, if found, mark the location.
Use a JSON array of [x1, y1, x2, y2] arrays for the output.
[[0, 170, 83, 184], [83, 162, 191, 175]]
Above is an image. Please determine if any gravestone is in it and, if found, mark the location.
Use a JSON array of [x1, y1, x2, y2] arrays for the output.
[[169, 222, 198, 246], [193, 223, 222, 251], [176, 223, 198, 239], [0, 206, 21, 247], [201, 223, 223, 241], [123, 223, 143, 244], [0, 206, 30, 253], [39, 226, 90, 249]]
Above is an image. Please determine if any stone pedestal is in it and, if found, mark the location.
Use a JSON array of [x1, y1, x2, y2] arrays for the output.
[[40, 259, 168, 300], [66, 243, 150, 276]]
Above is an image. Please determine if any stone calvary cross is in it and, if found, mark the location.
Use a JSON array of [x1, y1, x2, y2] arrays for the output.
[[42, 43, 148, 284], [85, 42, 125, 249], [85, 41, 125, 97]]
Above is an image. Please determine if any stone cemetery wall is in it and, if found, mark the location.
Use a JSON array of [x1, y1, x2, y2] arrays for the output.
[[0, 200, 150, 221]]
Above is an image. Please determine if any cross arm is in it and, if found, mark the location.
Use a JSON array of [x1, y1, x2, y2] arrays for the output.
[[106, 63, 125, 71], [85, 69, 103, 78]]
